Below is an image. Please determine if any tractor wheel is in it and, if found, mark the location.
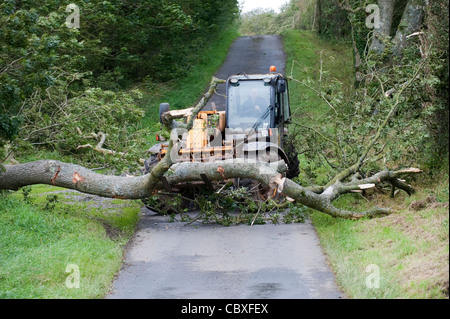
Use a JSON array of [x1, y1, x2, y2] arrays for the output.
[[283, 138, 300, 179]]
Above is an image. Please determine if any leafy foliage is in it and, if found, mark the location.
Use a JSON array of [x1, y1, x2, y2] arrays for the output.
[[239, 8, 281, 35], [0, 1, 82, 153], [316, 0, 351, 39], [239, 0, 316, 35], [289, 42, 438, 186], [280, 0, 449, 182], [19, 82, 148, 172], [0, 0, 239, 169], [147, 186, 307, 226], [346, 0, 449, 169], [420, 0, 449, 164]]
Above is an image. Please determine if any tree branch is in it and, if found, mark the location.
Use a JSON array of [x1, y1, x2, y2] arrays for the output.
[[77, 132, 145, 165], [161, 77, 226, 129]]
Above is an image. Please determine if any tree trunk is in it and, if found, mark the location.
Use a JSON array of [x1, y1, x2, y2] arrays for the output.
[[0, 159, 152, 199], [0, 158, 422, 219], [392, 0, 427, 55], [349, 18, 363, 84], [370, 0, 395, 54], [317, 0, 323, 35]]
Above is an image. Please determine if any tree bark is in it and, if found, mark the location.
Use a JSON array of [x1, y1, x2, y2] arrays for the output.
[[392, 0, 427, 56], [0, 159, 152, 199], [0, 158, 422, 219], [370, 0, 395, 54]]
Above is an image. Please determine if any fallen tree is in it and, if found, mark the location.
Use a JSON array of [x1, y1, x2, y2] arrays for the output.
[[0, 157, 421, 219], [0, 77, 423, 220]]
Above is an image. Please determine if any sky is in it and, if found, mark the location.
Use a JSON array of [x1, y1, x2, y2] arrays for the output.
[[239, 0, 289, 14]]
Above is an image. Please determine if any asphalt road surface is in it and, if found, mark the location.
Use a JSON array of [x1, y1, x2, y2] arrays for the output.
[[204, 35, 287, 111], [106, 210, 343, 299], [106, 35, 344, 299]]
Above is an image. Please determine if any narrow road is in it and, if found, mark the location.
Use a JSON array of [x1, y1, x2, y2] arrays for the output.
[[107, 210, 343, 299], [204, 35, 286, 111], [106, 35, 343, 299]]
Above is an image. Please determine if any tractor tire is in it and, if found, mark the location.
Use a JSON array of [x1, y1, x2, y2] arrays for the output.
[[159, 103, 170, 123], [283, 137, 300, 179]]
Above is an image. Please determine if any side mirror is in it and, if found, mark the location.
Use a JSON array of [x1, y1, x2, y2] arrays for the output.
[[159, 103, 170, 123], [277, 79, 286, 93]]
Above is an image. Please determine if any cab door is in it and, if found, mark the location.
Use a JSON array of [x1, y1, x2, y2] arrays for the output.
[[275, 79, 291, 147], [282, 80, 291, 123]]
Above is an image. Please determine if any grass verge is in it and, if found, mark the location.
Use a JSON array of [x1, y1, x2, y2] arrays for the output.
[[282, 29, 449, 299], [0, 185, 141, 298], [312, 176, 449, 299]]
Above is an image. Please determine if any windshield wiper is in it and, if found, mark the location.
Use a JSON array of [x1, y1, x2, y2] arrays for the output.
[[252, 106, 271, 130]]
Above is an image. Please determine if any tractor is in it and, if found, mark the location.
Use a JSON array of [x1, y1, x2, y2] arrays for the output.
[[143, 66, 299, 211]]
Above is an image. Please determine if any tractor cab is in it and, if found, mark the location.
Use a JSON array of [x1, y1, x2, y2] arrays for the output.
[[225, 67, 291, 153], [146, 66, 297, 177], [226, 68, 291, 132]]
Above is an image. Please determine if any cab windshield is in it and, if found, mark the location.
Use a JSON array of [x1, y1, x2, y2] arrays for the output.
[[227, 80, 271, 129]]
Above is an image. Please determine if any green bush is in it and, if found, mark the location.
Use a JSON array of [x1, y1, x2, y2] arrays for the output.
[[0, 0, 239, 167]]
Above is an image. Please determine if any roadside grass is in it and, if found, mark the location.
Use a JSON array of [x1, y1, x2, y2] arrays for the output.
[[312, 176, 449, 299], [282, 29, 449, 299], [283, 30, 354, 118], [0, 185, 141, 298]]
